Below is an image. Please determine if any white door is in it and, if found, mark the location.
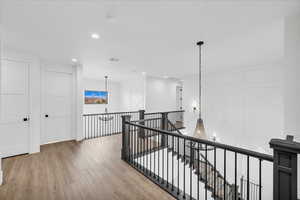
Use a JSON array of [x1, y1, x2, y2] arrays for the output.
[[42, 69, 73, 144], [0, 59, 30, 157]]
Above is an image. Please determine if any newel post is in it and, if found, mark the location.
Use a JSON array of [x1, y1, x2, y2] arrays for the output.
[[121, 115, 131, 161], [270, 135, 300, 200], [161, 112, 168, 147], [139, 110, 145, 138]]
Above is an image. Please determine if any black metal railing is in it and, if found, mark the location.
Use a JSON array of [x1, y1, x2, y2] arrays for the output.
[[121, 115, 300, 200], [83, 110, 184, 140], [83, 111, 139, 139]]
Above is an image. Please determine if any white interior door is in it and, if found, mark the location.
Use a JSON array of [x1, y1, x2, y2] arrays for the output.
[[0, 59, 30, 157], [42, 69, 73, 144]]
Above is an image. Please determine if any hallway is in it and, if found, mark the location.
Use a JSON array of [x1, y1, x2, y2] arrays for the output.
[[0, 135, 174, 200]]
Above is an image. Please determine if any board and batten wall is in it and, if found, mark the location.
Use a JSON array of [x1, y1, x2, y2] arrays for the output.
[[83, 78, 121, 114]]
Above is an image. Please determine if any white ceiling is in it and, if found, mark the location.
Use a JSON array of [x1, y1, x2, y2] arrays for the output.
[[1, 0, 300, 81]]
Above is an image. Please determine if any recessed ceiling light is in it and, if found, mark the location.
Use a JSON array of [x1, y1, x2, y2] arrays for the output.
[[71, 58, 78, 62], [109, 57, 119, 62], [91, 33, 100, 39], [163, 76, 169, 79], [106, 13, 117, 23], [142, 72, 146, 75]]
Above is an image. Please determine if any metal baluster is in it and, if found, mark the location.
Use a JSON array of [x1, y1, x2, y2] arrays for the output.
[[109, 114, 111, 136], [224, 150, 227, 200], [147, 127, 149, 175], [103, 114, 106, 136], [98, 114, 101, 137], [235, 152, 237, 200], [158, 122, 160, 181], [143, 129, 145, 172], [177, 137, 180, 195], [87, 116, 89, 139], [92, 115, 94, 138], [214, 147, 216, 199], [154, 121, 156, 178], [84, 116, 87, 139], [113, 113, 115, 134], [190, 141, 192, 199], [197, 143, 200, 200], [183, 138, 186, 198], [259, 159, 262, 200], [137, 124, 139, 167], [172, 135, 174, 191], [99, 115, 101, 137], [162, 132, 165, 184], [247, 156, 250, 200], [97, 115, 99, 137], [167, 134, 169, 187], [129, 123, 131, 163], [89, 116, 91, 139], [150, 121, 153, 177], [205, 144, 208, 200], [133, 123, 136, 165]]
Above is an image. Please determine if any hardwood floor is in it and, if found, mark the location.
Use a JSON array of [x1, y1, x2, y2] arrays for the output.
[[0, 135, 175, 200]]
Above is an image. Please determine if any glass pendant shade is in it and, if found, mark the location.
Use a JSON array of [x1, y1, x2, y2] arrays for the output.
[[193, 118, 207, 140]]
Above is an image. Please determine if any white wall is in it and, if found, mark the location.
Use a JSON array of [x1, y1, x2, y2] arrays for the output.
[[145, 76, 180, 112], [284, 13, 300, 140], [120, 74, 146, 111], [0, 10, 3, 185], [83, 78, 121, 114], [182, 63, 283, 199], [183, 63, 284, 151]]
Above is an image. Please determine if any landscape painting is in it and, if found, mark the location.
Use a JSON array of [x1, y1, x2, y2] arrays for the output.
[[85, 90, 108, 104]]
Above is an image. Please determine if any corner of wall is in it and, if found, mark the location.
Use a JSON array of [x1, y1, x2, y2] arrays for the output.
[[75, 64, 84, 141], [0, 158, 2, 185]]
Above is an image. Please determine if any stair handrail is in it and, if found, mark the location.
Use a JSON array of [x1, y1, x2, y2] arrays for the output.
[[167, 119, 184, 135]]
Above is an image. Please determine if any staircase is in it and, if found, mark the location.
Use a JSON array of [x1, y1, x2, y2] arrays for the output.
[[166, 120, 239, 200]]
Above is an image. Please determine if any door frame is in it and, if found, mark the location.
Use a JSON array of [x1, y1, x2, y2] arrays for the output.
[[41, 63, 77, 144]]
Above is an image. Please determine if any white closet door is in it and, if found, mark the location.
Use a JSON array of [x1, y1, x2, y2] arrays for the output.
[[0, 59, 30, 157], [42, 69, 73, 144]]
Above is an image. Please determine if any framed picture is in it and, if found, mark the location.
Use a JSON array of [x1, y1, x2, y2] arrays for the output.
[[85, 90, 108, 104]]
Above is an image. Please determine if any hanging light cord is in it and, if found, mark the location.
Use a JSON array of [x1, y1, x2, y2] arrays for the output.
[[105, 76, 108, 92], [197, 41, 204, 119]]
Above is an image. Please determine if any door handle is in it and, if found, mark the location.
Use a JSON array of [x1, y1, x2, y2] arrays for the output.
[[45, 114, 49, 118], [23, 118, 29, 122]]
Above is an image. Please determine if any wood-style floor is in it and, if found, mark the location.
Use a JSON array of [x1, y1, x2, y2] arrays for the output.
[[0, 135, 175, 200]]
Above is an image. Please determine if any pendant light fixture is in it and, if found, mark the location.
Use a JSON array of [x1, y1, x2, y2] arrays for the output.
[[99, 75, 113, 121], [193, 41, 208, 140]]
